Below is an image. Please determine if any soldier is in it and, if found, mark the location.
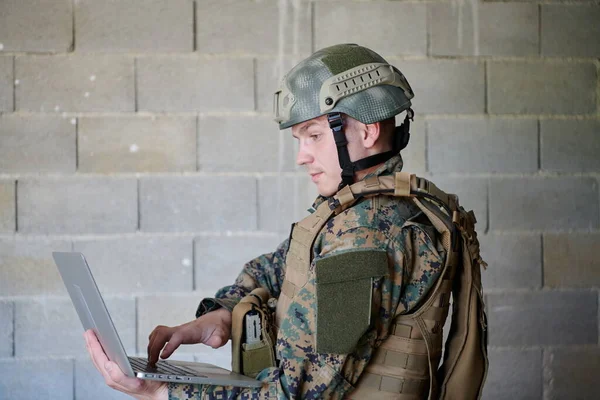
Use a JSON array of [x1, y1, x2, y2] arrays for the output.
[[85, 43, 488, 399]]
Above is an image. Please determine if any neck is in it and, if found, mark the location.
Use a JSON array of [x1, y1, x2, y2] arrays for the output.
[[351, 144, 393, 182], [354, 163, 384, 181]]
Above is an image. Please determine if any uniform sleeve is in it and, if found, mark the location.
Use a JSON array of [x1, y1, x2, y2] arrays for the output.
[[166, 363, 352, 400], [167, 368, 280, 400], [195, 238, 289, 317]]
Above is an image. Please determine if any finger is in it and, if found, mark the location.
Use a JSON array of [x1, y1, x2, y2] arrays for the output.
[[147, 330, 161, 365], [147, 329, 170, 366], [85, 330, 108, 367], [146, 325, 163, 354], [147, 326, 170, 363], [148, 325, 162, 342], [146, 326, 161, 357], [159, 332, 183, 360], [84, 330, 111, 381]]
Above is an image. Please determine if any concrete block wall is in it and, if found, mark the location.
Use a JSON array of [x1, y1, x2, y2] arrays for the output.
[[0, 1, 598, 399]]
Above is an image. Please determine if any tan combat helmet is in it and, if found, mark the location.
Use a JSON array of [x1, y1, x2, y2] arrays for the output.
[[273, 44, 416, 188]]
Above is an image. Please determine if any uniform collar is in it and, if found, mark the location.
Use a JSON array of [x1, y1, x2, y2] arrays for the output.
[[308, 153, 404, 213]]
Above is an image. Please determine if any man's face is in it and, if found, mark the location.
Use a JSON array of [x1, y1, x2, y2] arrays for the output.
[[292, 116, 342, 197]]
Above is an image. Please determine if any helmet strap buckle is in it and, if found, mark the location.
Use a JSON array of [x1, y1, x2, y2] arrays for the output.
[[394, 108, 414, 152], [327, 113, 355, 189]]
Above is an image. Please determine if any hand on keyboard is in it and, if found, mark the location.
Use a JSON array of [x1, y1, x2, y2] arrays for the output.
[[146, 307, 232, 367]]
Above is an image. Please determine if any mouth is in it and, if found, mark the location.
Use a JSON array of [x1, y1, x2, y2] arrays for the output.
[[310, 172, 323, 183]]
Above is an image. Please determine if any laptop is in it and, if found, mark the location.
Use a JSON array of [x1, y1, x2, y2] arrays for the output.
[[52, 251, 261, 388]]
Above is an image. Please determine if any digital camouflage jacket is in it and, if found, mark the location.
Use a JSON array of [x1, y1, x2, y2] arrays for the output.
[[168, 154, 446, 400]]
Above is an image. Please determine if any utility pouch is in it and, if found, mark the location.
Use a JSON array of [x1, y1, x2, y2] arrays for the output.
[[231, 288, 277, 378], [315, 250, 388, 354]]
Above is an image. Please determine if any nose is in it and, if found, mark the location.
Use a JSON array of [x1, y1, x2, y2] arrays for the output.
[[296, 142, 313, 166]]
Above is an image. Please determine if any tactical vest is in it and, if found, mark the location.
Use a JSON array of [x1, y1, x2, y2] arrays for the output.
[[275, 172, 488, 400]]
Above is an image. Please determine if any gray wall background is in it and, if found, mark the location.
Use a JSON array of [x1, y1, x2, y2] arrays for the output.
[[0, 0, 599, 399]]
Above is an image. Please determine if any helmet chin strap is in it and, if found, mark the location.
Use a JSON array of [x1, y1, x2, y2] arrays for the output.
[[327, 109, 414, 190]]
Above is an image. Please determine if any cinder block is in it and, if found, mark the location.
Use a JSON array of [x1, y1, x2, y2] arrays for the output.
[[544, 233, 600, 287], [0, 301, 13, 357], [75, 359, 132, 400], [198, 116, 294, 172], [258, 175, 319, 233], [0, 56, 12, 111], [76, 0, 192, 52], [487, 290, 598, 346], [73, 236, 194, 294], [488, 61, 597, 114], [392, 60, 485, 114], [197, 0, 311, 55], [429, 3, 538, 56], [194, 234, 284, 292], [483, 348, 542, 400], [0, 0, 72, 52], [541, 119, 600, 173], [0, 180, 15, 233], [137, 293, 211, 354], [16, 55, 134, 112], [544, 348, 600, 400], [399, 116, 426, 175], [426, 176, 488, 232], [0, 358, 73, 400], [489, 177, 599, 231], [542, 5, 600, 57], [0, 115, 76, 173], [0, 238, 71, 296], [18, 177, 138, 234], [315, 2, 427, 56], [256, 57, 305, 113], [15, 297, 135, 357], [428, 118, 538, 173], [140, 177, 257, 232], [137, 57, 254, 112], [479, 234, 542, 290], [78, 116, 196, 173]]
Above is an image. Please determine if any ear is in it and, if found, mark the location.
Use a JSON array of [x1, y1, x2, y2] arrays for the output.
[[362, 121, 381, 149]]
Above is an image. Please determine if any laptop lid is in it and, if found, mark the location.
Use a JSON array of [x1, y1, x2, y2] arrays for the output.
[[52, 251, 262, 388], [53, 251, 136, 377]]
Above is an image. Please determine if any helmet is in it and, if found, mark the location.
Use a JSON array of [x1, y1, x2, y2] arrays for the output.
[[273, 43, 414, 130], [272, 44, 415, 189]]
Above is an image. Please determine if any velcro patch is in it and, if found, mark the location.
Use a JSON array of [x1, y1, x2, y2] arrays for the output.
[[315, 250, 388, 354]]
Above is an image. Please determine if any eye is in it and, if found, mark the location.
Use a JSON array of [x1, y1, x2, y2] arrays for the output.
[[309, 133, 321, 141]]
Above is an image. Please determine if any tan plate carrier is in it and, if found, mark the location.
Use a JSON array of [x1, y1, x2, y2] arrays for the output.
[[273, 172, 489, 400]]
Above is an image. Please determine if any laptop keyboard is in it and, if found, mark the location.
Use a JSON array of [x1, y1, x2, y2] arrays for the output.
[[128, 356, 202, 378]]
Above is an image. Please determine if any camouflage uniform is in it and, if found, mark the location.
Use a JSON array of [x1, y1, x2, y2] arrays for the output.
[[168, 153, 446, 400]]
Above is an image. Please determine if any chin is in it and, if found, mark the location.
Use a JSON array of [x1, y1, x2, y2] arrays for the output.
[[316, 184, 338, 197]]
